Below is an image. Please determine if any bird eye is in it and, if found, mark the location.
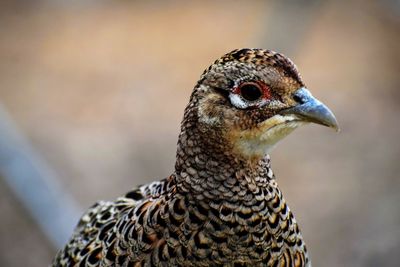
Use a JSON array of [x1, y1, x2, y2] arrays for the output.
[[239, 83, 263, 102]]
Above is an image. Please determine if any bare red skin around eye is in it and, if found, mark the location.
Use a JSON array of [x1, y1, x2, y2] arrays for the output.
[[233, 81, 272, 100]]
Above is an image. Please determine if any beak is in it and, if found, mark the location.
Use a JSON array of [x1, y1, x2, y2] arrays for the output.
[[281, 87, 339, 131]]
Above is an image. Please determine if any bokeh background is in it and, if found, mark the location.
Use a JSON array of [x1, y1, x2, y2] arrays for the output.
[[0, 0, 399, 266]]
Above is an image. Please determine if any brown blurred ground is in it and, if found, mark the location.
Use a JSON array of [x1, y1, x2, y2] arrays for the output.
[[0, 0, 399, 266]]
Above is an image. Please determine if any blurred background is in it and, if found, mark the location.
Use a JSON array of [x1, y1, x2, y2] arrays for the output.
[[0, 0, 399, 266]]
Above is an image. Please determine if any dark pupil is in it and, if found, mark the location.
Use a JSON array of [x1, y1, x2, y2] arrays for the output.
[[240, 84, 262, 101]]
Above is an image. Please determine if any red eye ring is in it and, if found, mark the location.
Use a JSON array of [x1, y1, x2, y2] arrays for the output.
[[234, 81, 271, 102]]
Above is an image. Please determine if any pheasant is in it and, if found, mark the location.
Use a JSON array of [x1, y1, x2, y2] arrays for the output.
[[52, 48, 338, 267]]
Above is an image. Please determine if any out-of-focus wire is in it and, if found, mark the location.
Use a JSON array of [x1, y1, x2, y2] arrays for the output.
[[0, 103, 82, 249]]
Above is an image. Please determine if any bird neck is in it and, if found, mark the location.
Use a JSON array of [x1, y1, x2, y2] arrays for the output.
[[174, 124, 275, 200]]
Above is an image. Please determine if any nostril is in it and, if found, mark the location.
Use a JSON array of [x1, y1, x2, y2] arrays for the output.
[[293, 93, 304, 104]]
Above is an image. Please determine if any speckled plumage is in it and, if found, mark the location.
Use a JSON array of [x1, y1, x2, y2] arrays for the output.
[[53, 48, 338, 267]]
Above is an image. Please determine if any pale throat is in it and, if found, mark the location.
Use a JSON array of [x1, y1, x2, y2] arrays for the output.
[[229, 114, 307, 159]]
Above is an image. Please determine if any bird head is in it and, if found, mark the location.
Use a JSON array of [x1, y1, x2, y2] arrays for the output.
[[184, 48, 338, 161]]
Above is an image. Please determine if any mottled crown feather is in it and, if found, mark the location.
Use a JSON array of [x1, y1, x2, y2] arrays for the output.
[[202, 48, 304, 86]]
